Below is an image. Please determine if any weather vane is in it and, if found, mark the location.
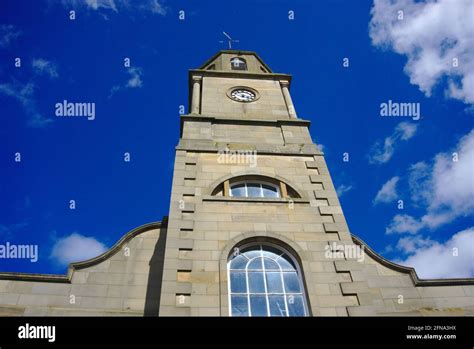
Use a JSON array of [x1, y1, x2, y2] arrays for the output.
[[220, 32, 239, 49]]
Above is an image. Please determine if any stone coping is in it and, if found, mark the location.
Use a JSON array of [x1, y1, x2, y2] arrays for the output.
[[0, 220, 166, 283], [351, 234, 474, 286]]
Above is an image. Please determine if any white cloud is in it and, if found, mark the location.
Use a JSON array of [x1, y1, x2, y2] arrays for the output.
[[387, 129, 474, 234], [126, 67, 143, 88], [0, 24, 21, 48], [85, 0, 118, 11], [395, 228, 474, 279], [109, 67, 143, 98], [374, 176, 399, 204], [369, 0, 474, 104], [396, 235, 435, 254], [50, 233, 108, 266], [369, 122, 418, 164], [408, 161, 432, 205], [0, 81, 53, 128], [146, 0, 167, 15], [60, 0, 168, 15], [336, 184, 353, 197], [32, 58, 59, 79], [386, 214, 424, 234]]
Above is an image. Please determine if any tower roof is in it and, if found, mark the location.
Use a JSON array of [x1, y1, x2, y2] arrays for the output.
[[197, 50, 273, 73]]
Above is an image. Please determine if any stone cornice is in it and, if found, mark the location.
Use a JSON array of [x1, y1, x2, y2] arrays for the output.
[[180, 114, 311, 131], [176, 140, 321, 156], [0, 220, 166, 283], [351, 234, 474, 286]]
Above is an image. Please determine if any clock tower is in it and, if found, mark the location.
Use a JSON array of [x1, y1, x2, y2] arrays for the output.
[[0, 50, 472, 317], [159, 50, 354, 316]]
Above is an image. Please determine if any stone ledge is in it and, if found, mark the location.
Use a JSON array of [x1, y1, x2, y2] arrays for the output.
[[202, 195, 310, 204]]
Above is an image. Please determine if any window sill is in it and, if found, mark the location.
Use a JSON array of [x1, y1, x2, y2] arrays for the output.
[[202, 195, 309, 204]]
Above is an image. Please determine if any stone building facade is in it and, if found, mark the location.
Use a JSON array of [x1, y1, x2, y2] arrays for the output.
[[0, 50, 473, 316]]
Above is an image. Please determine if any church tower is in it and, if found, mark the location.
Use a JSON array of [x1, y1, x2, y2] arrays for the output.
[[0, 50, 472, 317], [160, 50, 355, 316]]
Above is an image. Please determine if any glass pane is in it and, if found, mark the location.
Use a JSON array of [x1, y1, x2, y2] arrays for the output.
[[231, 295, 249, 316], [230, 184, 246, 197], [287, 295, 305, 316], [283, 272, 301, 293], [268, 295, 287, 316], [262, 184, 279, 198], [261, 246, 283, 259], [247, 257, 263, 270], [249, 295, 267, 316], [248, 272, 265, 293], [263, 258, 280, 270], [278, 256, 296, 271], [230, 254, 247, 270], [266, 272, 283, 293], [230, 272, 247, 293], [242, 247, 261, 260], [246, 183, 261, 197]]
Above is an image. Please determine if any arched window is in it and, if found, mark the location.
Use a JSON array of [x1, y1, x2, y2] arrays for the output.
[[230, 181, 279, 198], [231, 57, 247, 70], [211, 175, 301, 199], [228, 243, 308, 317]]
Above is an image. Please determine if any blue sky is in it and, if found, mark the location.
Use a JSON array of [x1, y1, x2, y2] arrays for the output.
[[0, 0, 473, 278]]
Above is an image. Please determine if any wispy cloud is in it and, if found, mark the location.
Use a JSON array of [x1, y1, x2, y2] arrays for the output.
[[60, 0, 168, 16], [0, 80, 53, 128], [50, 233, 108, 266], [368, 122, 418, 164], [109, 66, 143, 98], [336, 184, 353, 197], [32, 58, 59, 79], [370, 0, 474, 104], [394, 228, 474, 279], [0, 24, 21, 49], [144, 0, 167, 15], [374, 176, 399, 205], [386, 214, 423, 235]]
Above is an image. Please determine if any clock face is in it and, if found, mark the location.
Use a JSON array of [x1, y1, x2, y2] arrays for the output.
[[231, 89, 256, 102]]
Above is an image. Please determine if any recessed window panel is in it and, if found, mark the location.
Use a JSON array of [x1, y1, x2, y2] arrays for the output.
[[263, 258, 280, 271], [249, 295, 267, 316], [230, 254, 247, 269], [248, 272, 265, 293], [246, 183, 261, 197], [230, 183, 246, 197], [231, 57, 247, 71], [231, 295, 249, 316], [283, 272, 301, 293], [269, 295, 287, 316], [247, 257, 263, 270], [287, 295, 305, 316], [230, 272, 247, 293], [262, 184, 279, 198], [277, 256, 296, 271], [266, 272, 283, 293]]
